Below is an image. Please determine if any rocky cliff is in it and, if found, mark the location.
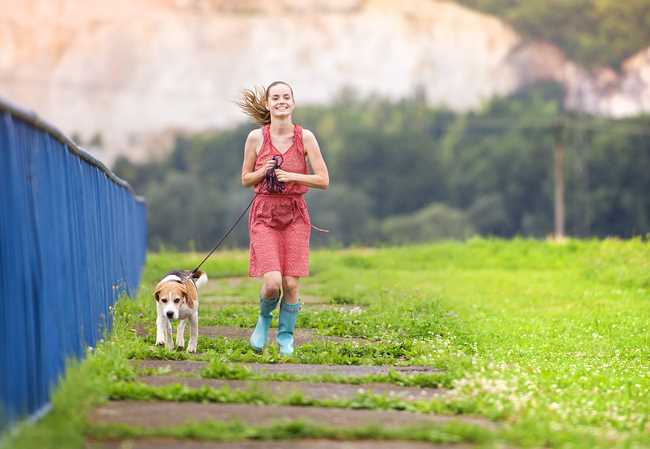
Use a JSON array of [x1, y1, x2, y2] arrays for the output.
[[2, 0, 649, 162]]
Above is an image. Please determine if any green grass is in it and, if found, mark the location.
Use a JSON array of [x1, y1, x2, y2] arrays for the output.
[[88, 420, 491, 445], [4, 238, 650, 448]]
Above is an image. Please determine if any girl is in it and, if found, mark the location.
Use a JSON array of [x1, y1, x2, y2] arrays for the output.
[[239, 81, 329, 355]]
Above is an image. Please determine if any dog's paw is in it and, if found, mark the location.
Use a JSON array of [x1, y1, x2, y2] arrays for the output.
[[155, 340, 165, 346], [176, 344, 185, 351], [187, 345, 197, 353]]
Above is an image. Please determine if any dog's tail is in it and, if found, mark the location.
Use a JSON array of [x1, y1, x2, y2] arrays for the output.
[[192, 270, 209, 290]]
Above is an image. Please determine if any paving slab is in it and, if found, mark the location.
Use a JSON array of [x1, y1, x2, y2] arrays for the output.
[[135, 360, 443, 377], [89, 401, 493, 429], [203, 277, 250, 291], [200, 301, 366, 315], [201, 294, 332, 306], [138, 375, 442, 400], [199, 326, 369, 345], [306, 304, 366, 313], [135, 325, 368, 345], [200, 296, 251, 305], [87, 438, 463, 449]]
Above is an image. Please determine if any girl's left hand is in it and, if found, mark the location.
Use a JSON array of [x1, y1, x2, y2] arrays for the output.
[[275, 169, 294, 183]]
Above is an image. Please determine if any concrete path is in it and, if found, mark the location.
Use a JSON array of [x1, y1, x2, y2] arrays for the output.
[[88, 286, 486, 448], [135, 360, 442, 377], [88, 438, 468, 449]]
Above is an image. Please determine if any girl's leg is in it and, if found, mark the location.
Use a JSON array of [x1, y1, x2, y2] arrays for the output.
[[281, 276, 300, 304], [277, 276, 301, 355], [250, 271, 282, 352], [261, 271, 283, 299]]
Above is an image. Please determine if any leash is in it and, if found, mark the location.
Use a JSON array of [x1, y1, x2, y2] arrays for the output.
[[190, 195, 255, 275], [190, 157, 284, 275], [190, 158, 328, 275]]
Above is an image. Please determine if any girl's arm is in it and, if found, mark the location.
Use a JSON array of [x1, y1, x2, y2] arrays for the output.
[[275, 129, 329, 190], [241, 130, 274, 187]]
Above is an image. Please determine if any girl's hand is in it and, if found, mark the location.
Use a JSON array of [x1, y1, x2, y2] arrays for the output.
[[275, 169, 294, 183], [263, 159, 278, 172]]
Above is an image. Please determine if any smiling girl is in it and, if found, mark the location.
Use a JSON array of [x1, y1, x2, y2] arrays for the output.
[[239, 81, 329, 356]]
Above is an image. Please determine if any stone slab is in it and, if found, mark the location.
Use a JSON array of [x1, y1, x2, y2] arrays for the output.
[[89, 401, 493, 429], [135, 324, 368, 345], [135, 360, 443, 377], [199, 326, 368, 345], [201, 294, 332, 306], [203, 277, 249, 291], [87, 438, 464, 449], [138, 375, 442, 400]]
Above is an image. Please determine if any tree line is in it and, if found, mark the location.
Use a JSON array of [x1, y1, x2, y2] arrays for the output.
[[113, 83, 650, 250]]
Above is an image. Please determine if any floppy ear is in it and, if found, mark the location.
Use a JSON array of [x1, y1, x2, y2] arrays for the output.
[[182, 280, 197, 308], [192, 270, 208, 290], [153, 287, 162, 302]]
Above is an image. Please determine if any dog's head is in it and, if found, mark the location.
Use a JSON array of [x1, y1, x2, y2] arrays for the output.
[[154, 276, 198, 320]]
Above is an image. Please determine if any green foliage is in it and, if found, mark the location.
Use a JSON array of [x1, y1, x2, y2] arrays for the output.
[[6, 240, 650, 448], [456, 0, 650, 68], [87, 420, 491, 445], [381, 202, 475, 244], [113, 83, 650, 250]]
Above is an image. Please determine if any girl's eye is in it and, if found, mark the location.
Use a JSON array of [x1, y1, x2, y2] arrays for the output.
[[174, 298, 181, 304]]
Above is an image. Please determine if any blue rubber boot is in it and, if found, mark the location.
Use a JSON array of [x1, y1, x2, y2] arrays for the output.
[[249, 297, 279, 352], [277, 300, 300, 356]]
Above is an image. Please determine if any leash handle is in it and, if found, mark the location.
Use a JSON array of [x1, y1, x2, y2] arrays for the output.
[[264, 155, 285, 193], [192, 157, 331, 273]]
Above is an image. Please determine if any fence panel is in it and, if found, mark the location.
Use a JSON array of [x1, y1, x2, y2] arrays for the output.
[[0, 98, 146, 430]]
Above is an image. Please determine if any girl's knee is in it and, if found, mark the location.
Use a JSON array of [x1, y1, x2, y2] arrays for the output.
[[262, 272, 282, 297], [282, 276, 300, 297]]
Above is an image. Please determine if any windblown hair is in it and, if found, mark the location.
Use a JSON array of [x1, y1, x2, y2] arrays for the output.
[[238, 81, 294, 126]]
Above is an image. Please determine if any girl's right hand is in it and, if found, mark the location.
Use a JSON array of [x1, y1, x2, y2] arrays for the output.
[[262, 159, 278, 172]]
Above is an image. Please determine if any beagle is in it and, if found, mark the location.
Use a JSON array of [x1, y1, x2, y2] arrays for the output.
[[153, 270, 208, 352]]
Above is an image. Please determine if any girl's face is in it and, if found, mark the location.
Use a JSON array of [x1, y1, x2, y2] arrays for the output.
[[266, 84, 295, 119]]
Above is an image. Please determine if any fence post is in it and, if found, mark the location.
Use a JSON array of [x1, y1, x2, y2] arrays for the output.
[[553, 120, 566, 241]]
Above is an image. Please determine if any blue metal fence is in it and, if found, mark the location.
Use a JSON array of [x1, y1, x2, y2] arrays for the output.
[[0, 97, 147, 430]]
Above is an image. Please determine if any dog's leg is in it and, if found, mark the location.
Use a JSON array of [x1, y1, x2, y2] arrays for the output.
[[176, 319, 186, 349], [164, 318, 174, 351], [187, 311, 199, 353], [155, 306, 166, 346]]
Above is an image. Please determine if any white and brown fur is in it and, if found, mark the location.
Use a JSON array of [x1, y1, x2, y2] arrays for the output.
[[154, 270, 208, 352]]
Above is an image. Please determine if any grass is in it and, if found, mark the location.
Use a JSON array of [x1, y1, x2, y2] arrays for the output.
[[88, 420, 491, 445], [3, 238, 650, 448]]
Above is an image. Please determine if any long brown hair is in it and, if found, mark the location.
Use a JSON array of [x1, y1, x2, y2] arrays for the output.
[[238, 81, 294, 126]]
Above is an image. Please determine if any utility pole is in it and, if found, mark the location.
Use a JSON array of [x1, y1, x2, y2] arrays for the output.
[[553, 120, 566, 241]]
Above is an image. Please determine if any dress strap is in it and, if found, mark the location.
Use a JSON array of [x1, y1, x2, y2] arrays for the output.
[[293, 124, 304, 156], [262, 125, 271, 145]]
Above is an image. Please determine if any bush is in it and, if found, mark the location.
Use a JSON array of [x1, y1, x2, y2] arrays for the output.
[[380, 202, 475, 244]]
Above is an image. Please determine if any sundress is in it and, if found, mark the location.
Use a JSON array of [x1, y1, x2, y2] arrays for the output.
[[248, 124, 311, 277]]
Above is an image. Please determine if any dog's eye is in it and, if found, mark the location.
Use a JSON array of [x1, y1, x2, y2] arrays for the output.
[[174, 298, 180, 304], [161, 298, 168, 303]]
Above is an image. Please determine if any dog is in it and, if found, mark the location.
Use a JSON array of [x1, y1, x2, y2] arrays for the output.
[[154, 270, 208, 352]]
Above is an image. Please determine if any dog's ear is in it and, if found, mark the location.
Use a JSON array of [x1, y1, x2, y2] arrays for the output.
[[153, 286, 162, 302], [191, 270, 208, 290], [182, 280, 197, 308]]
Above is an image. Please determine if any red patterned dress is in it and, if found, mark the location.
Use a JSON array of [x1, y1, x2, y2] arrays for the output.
[[248, 124, 311, 277]]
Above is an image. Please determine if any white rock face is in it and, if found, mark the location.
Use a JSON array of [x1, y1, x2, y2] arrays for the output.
[[1, 0, 649, 162]]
